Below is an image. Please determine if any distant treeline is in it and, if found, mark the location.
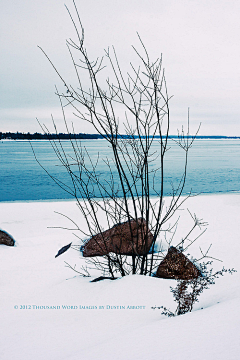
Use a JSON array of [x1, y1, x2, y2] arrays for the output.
[[1, 132, 240, 140], [0, 132, 103, 140]]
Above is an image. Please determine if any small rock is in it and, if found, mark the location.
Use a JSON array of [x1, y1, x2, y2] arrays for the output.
[[55, 242, 72, 258], [0, 230, 15, 246], [156, 246, 201, 280]]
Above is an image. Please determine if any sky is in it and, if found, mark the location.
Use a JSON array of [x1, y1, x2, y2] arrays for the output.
[[1, 0, 240, 135]]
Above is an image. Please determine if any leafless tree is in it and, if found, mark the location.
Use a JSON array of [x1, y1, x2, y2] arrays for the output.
[[34, 0, 206, 278]]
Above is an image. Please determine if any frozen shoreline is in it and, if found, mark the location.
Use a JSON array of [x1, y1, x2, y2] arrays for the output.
[[1, 193, 240, 360], [1, 189, 240, 204]]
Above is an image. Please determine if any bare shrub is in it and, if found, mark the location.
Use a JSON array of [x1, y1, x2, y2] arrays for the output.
[[33, 0, 208, 278], [152, 262, 237, 316]]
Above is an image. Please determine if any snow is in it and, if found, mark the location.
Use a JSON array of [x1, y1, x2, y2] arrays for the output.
[[1, 194, 240, 360]]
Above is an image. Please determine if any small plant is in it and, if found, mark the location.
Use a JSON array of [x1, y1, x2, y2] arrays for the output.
[[152, 261, 236, 316]]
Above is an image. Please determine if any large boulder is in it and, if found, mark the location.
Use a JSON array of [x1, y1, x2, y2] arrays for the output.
[[81, 218, 154, 257], [0, 230, 15, 246], [156, 246, 201, 280]]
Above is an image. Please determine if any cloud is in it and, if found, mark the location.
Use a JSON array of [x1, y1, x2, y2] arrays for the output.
[[1, 0, 240, 135]]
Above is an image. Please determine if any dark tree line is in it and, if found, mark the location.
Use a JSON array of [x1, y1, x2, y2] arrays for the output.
[[1, 132, 238, 141], [0, 132, 103, 140]]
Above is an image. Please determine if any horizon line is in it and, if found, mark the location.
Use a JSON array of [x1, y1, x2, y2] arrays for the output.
[[1, 132, 240, 140]]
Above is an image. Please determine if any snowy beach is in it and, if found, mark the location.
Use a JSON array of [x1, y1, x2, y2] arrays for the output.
[[1, 193, 240, 360], [2, 0, 240, 358]]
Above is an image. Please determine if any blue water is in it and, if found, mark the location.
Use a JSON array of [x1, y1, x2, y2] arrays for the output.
[[0, 139, 239, 202]]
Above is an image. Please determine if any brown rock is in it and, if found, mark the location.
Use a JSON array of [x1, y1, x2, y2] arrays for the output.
[[156, 246, 201, 280], [81, 218, 153, 257], [0, 230, 15, 246]]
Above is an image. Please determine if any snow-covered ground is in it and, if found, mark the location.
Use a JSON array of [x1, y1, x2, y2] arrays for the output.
[[1, 194, 240, 360]]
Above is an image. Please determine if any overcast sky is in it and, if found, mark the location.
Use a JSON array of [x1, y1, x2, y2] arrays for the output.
[[1, 0, 240, 135]]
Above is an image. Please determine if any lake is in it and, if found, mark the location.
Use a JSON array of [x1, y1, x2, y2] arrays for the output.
[[0, 139, 240, 202]]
